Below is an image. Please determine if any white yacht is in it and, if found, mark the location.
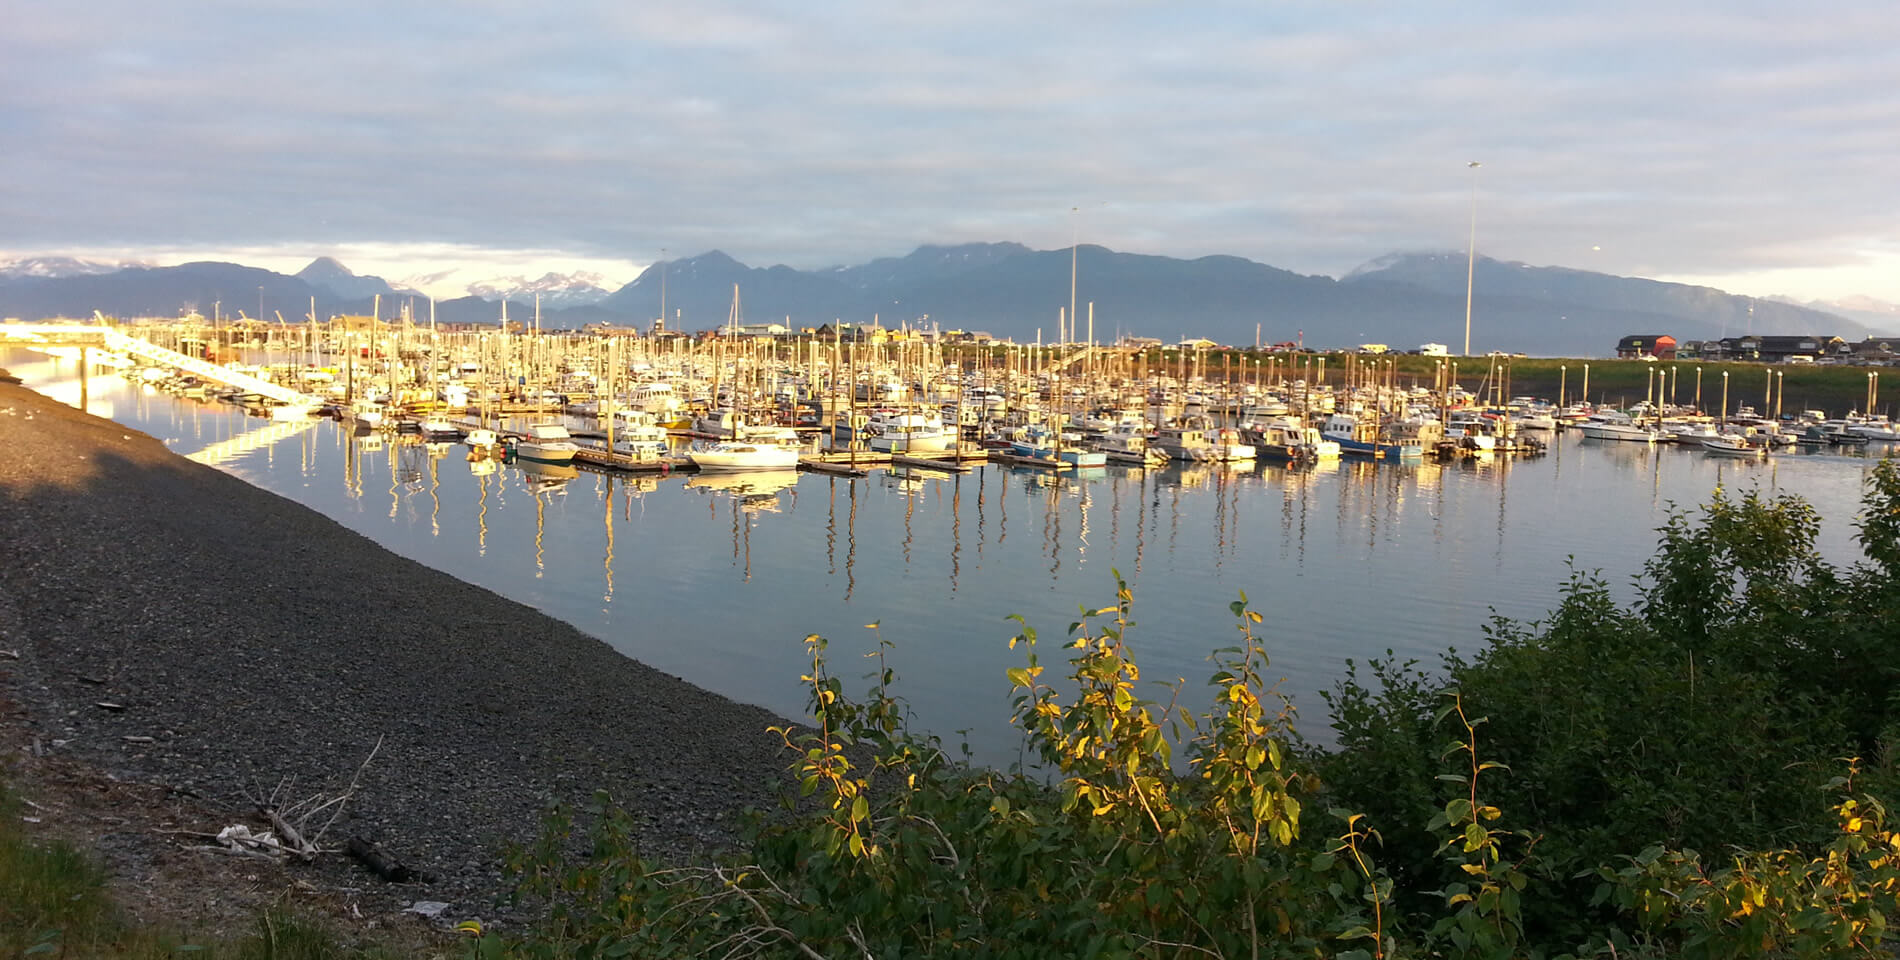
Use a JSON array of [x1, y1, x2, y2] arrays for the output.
[[689, 441, 803, 471], [1577, 412, 1665, 443]]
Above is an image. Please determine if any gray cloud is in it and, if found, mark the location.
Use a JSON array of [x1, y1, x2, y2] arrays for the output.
[[3, 0, 1896, 299]]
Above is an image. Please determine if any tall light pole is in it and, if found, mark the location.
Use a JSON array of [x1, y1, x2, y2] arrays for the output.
[[1068, 206, 1079, 348], [1463, 160, 1481, 356]]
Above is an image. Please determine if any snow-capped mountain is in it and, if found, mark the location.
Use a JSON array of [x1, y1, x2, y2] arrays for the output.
[[0, 256, 148, 280], [459, 272, 615, 309]]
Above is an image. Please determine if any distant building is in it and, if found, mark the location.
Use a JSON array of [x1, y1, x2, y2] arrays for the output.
[[1615, 334, 1676, 359], [1174, 337, 1221, 350], [733, 322, 789, 338], [1418, 342, 1449, 357], [1850, 337, 1900, 363]]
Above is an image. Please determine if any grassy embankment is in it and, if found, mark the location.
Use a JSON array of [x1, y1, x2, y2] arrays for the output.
[[942, 343, 1890, 418]]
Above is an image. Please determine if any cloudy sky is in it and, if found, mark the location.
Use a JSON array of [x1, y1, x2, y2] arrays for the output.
[[4, 1, 1895, 302]]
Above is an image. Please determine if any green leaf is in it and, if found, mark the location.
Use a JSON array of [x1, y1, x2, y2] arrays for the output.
[[1310, 852, 1337, 871], [851, 794, 868, 823]]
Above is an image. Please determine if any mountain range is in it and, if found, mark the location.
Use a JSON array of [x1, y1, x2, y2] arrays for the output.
[[2, 245, 1889, 358]]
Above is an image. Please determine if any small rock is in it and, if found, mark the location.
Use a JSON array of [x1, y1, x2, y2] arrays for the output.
[[405, 900, 451, 918]]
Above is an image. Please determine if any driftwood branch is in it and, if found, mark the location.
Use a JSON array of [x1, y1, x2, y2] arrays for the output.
[[345, 836, 430, 883], [259, 805, 317, 861]]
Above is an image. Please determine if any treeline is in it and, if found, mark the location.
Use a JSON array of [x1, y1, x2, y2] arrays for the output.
[[479, 458, 1900, 959]]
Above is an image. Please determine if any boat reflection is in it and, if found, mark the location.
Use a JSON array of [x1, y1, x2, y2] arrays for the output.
[[686, 468, 800, 513], [517, 459, 578, 497]]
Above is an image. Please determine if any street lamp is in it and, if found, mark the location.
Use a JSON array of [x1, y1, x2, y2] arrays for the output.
[[1463, 160, 1481, 356]]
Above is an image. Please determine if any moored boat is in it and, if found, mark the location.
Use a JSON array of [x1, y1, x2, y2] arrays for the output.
[[688, 440, 804, 471], [513, 423, 580, 463]]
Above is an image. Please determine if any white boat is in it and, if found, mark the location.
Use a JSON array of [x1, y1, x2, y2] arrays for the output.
[[513, 423, 580, 463], [607, 410, 670, 460], [1092, 423, 1167, 465], [1846, 416, 1900, 441], [348, 400, 386, 430], [1244, 417, 1339, 461], [1578, 412, 1664, 443], [1445, 413, 1498, 451], [689, 441, 803, 471], [465, 428, 500, 449], [1663, 422, 1720, 448], [1152, 424, 1257, 462], [420, 416, 463, 440], [1701, 433, 1765, 458], [867, 412, 953, 453]]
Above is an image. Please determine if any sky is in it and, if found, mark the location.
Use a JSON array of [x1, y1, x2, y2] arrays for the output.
[[3, 1, 1896, 304]]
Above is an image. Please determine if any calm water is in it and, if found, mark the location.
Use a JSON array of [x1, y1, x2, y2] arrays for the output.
[[8, 351, 1889, 764]]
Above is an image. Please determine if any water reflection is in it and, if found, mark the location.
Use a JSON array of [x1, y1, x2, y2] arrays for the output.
[[5, 353, 1888, 768]]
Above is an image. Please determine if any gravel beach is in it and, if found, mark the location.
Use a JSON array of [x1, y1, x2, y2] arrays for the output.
[[0, 375, 794, 928]]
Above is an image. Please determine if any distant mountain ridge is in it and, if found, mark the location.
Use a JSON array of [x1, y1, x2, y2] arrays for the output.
[[295, 257, 414, 300], [1, 244, 1884, 357]]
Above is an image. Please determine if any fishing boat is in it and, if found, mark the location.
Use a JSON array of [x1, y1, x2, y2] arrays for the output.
[[1701, 433, 1765, 458], [1321, 412, 1423, 458], [1245, 417, 1338, 462], [1008, 423, 1108, 467], [607, 410, 671, 460], [1092, 423, 1168, 465], [1151, 423, 1257, 462], [419, 416, 464, 440], [866, 412, 954, 454], [512, 423, 580, 463]]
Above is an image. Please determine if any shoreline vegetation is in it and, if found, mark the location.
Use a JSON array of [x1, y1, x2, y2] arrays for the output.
[[5, 371, 1900, 957]]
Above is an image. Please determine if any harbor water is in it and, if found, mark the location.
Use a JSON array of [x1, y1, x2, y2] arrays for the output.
[[7, 350, 1889, 765]]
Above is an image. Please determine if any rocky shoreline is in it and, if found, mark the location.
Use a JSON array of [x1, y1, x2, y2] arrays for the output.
[[0, 376, 794, 931]]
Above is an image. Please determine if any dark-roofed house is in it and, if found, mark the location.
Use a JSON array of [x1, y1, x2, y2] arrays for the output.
[[1752, 335, 1837, 363], [1616, 334, 1676, 359]]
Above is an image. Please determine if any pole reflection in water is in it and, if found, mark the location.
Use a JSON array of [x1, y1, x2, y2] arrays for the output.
[[949, 474, 962, 592], [1045, 474, 1062, 583], [846, 475, 858, 600], [603, 474, 615, 603], [996, 466, 1008, 545], [976, 467, 987, 557]]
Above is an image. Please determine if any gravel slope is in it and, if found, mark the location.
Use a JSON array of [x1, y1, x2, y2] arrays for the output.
[[0, 377, 794, 923]]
